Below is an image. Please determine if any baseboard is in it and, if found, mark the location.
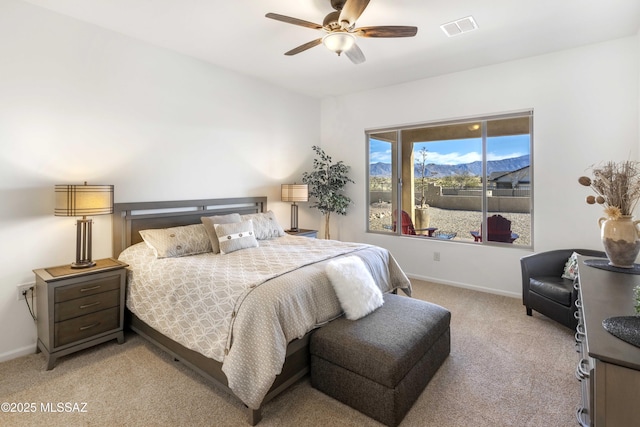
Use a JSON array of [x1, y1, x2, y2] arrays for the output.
[[406, 273, 521, 299], [0, 343, 37, 363]]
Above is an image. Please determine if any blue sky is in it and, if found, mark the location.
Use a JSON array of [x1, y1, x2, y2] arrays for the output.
[[370, 135, 530, 165]]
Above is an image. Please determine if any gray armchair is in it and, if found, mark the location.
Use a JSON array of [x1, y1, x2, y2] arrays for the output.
[[521, 249, 605, 329]]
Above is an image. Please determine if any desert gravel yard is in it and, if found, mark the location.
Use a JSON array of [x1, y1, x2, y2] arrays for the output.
[[369, 203, 531, 246]]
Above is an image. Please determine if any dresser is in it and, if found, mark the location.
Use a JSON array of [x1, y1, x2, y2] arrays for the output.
[[575, 256, 640, 426], [34, 258, 128, 370]]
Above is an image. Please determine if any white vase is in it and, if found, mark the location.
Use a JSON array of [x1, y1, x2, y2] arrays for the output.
[[598, 215, 640, 268]]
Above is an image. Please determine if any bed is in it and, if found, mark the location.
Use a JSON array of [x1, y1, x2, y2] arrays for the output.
[[112, 196, 411, 424]]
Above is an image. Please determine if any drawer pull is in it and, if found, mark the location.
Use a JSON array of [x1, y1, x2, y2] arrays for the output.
[[80, 285, 101, 292], [575, 406, 589, 427], [79, 301, 101, 309], [576, 358, 590, 380], [79, 322, 100, 331]]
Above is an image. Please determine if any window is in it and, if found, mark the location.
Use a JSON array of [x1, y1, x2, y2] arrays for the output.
[[367, 111, 532, 247]]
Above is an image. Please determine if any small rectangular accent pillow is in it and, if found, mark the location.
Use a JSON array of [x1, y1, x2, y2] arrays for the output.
[[201, 213, 242, 254], [215, 220, 259, 254], [240, 211, 285, 240], [326, 255, 384, 320], [139, 224, 212, 259], [562, 251, 580, 280]]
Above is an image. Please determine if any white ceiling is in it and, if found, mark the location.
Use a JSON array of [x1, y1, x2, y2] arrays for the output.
[[21, 0, 640, 98]]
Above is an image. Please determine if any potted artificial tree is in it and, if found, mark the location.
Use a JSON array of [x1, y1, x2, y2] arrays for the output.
[[302, 145, 354, 240]]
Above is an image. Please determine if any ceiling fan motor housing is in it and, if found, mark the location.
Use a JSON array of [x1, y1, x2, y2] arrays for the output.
[[323, 11, 342, 30], [331, 0, 347, 11]]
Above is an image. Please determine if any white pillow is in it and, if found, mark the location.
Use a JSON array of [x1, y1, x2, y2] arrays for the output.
[[325, 256, 384, 320], [201, 213, 242, 254], [214, 220, 259, 254]]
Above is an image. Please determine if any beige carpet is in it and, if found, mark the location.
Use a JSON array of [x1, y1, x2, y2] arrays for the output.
[[0, 280, 578, 427]]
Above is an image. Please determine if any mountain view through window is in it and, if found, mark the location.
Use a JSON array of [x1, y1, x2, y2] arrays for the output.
[[367, 112, 532, 247]]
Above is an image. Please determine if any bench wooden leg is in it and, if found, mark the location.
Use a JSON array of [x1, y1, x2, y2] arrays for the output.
[[247, 407, 262, 425]]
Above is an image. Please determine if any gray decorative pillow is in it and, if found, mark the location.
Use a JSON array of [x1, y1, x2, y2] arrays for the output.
[[139, 224, 212, 258], [240, 210, 285, 240], [201, 213, 242, 254], [215, 220, 259, 254]]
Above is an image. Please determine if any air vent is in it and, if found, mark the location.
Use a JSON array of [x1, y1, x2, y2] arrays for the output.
[[440, 16, 478, 37]]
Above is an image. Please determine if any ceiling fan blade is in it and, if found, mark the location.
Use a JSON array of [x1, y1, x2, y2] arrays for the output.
[[345, 43, 366, 64], [354, 26, 418, 38], [284, 38, 323, 56], [338, 0, 370, 28], [265, 13, 323, 30]]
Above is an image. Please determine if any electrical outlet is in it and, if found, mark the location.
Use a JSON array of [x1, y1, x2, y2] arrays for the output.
[[433, 251, 440, 262], [17, 282, 35, 301]]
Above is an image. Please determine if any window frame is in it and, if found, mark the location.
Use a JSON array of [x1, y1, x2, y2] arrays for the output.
[[366, 110, 533, 248]]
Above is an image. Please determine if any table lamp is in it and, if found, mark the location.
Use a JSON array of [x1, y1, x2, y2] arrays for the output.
[[281, 184, 308, 232], [55, 182, 114, 268]]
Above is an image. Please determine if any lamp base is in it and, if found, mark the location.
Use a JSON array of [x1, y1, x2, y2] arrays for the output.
[[290, 203, 299, 232], [73, 218, 95, 269], [71, 260, 96, 269]]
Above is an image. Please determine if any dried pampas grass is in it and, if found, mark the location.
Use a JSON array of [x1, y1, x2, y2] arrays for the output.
[[578, 160, 640, 218]]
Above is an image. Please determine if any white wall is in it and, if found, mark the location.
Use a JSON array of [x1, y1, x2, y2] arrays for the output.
[[321, 35, 640, 297], [0, 1, 320, 361]]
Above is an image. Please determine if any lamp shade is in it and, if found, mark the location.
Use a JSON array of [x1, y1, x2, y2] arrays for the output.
[[55, 184, 114, 217], [322, 32, 356, 54], [281, 184, 309, 203]]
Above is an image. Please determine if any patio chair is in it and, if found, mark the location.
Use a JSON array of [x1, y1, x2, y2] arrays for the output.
[[392, 210, 437, 237], [470, 214, 519, 243]]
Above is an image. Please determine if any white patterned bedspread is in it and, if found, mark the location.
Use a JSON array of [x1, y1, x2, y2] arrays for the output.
[[118, 235, 411, 409]]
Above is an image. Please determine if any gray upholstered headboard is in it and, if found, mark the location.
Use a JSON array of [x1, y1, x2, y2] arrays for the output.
[[112, 196, 267, 258]]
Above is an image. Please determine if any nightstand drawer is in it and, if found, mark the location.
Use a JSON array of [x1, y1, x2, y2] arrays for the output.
[[54, 289, 120, 322], [285, 229, 318, 238], [55, 306, 119, 347], [54, 275, 121, 302]]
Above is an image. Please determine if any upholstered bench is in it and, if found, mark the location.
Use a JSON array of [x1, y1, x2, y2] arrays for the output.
[[310, 293, 451, 427]]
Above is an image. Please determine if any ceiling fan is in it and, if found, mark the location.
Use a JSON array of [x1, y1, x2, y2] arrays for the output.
[[266, 0, 418, 65]]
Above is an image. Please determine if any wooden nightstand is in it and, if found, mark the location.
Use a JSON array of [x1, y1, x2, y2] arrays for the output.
[[33, 258, 128, 370], [285, 229, 318, 238]]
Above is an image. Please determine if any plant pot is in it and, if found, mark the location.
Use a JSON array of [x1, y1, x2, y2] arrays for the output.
[[598, 215, 640, 268], [414, 206, 430, 232]]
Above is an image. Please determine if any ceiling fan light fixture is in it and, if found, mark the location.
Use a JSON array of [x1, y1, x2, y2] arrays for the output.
[[322, 32, 356, 55]]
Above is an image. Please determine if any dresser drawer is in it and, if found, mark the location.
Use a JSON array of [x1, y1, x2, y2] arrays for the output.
[[54, 275, 121, 303], [55, 306, 119, 347], [54, 289, 120, 322]]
